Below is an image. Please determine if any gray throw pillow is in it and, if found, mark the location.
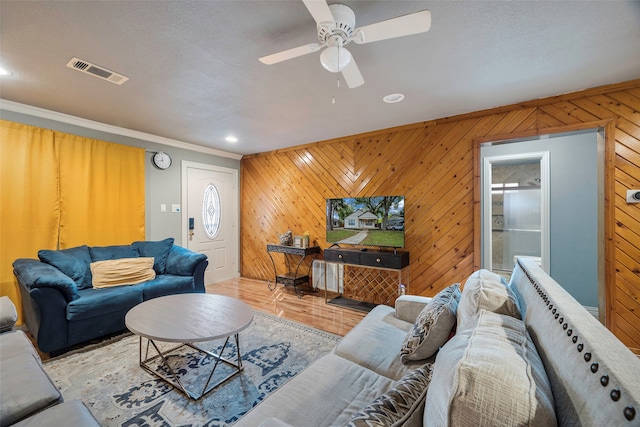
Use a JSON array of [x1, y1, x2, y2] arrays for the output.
[[347, 363, 433, 427], [400, 283, 460, 362]]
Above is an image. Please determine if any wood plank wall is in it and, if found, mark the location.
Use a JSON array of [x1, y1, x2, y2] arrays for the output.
[[240, 79, 640, 350]]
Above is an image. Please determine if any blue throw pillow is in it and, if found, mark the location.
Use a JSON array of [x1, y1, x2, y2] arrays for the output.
[[89, 245, 139, 262], [38, 245, 93, 289], [132, 238, 174, 274]]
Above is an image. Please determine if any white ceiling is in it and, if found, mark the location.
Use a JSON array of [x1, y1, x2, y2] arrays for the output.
[[1, 1, 639, 156]]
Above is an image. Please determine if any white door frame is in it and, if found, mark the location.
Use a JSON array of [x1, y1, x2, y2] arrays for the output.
[[482, 151, 551, 273], [181, 161, 239, 279]]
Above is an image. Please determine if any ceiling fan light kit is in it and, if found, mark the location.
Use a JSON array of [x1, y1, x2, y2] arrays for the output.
[[259, 0, 431, 89], [320, 43, 352, 73]]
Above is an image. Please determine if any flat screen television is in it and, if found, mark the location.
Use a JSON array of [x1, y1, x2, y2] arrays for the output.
[[326, 195, 405, 248]]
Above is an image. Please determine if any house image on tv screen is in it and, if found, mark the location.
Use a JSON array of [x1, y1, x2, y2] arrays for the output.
[[344, 209, 378, 229], [326, 195, 405, 248]]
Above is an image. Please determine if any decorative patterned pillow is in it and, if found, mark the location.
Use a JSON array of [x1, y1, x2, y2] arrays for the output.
[[457, 269, 521, 331], [425, 309, 557, 427], [347, 363, 433, 427], [400, 283, 461, 362], [90, 257, 156, 288]]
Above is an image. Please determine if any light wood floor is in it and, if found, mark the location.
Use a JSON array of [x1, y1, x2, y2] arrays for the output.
[[206, 277, 366, 336], [31, 278, 365, 360]]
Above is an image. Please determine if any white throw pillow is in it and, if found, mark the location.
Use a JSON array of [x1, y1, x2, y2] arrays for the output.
[[400, 283, 460, 362], [424, 309, 556, 427]]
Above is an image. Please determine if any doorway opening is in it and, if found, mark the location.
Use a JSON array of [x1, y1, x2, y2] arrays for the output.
[[479, 130, 603, 320]]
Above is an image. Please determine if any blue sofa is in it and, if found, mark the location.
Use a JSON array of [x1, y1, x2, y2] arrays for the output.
[[13, 238, 208, 355]]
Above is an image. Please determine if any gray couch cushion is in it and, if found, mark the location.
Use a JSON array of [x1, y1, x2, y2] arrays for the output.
[[347, 363, 433, 427], [425, 309, 556, 427], [0, 330, 40, 361], [0, 332, 63, 426], [234, 354, 395, 427], [11, 400, 100, 427], [335, 305, 425, 381], [400, 284, 460, 362], [0, 296, 18, 332]]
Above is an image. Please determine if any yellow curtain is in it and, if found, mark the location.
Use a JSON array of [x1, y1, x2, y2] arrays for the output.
[[57, 132, 145, 247], [0, 120, 146, 323], [0, 120, 60, 320]]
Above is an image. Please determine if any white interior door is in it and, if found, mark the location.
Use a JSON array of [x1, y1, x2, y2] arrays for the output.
[[182, 162, 238, 284]]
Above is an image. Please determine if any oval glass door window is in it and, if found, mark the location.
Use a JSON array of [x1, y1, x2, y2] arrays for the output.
[[202, 183, 221, 239]]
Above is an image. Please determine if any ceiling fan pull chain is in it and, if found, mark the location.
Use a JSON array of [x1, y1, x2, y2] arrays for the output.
[[332, 75, 341, 104]]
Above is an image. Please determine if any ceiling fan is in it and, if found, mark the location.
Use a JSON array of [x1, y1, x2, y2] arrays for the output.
[[259, 0, 431, 89]]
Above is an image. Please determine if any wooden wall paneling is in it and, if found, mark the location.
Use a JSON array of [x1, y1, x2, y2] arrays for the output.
[[536, 108, 568, 128], [537, 103, 584, 125], [296, 144, 352, 197], [552, 101, 600, 123], [616, 277, 640, 347], [485, 108, 537, 135], [240, 80, 640, 350]]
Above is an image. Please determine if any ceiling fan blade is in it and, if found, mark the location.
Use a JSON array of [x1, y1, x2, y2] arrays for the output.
[[352, 10, 431, 45], [259, 43, 322, 65], [341, 58, 364, 89], [302, 0, 335, 26]]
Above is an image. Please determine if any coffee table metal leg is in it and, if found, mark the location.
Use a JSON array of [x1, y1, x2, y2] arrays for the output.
[[137, 335, 244, 401]]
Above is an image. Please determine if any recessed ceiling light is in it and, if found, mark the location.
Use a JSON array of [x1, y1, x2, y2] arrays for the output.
[[383, 93, 405, 104], [382, 93, 404, 104], [0, 66, 11, 76], [225, 136, 238, 143]]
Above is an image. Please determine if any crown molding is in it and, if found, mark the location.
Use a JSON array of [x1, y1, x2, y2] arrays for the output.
[[0, 99, 243, 160]]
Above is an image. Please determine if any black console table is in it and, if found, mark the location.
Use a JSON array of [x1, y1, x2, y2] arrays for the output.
[[323, 248, 410, 311], [266, 244, 320, 296]]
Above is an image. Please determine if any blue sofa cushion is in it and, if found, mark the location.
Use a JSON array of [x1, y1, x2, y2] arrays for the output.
[[132, 238, 174, 274], [38, 245, 93, 290], [68, 286, 143, 321], [137, 274, 195, 300], [165, 245, 208, 276], [89, 245, 139, 262]]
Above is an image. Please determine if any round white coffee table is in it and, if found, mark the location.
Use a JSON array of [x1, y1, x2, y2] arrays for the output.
[[125, 293, 253, 400]]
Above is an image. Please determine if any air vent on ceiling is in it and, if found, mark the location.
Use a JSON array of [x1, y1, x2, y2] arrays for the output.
[[66, 57, 129, 85]]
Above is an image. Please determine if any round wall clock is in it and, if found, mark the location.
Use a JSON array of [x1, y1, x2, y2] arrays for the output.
[[152, 151, 172, 170]]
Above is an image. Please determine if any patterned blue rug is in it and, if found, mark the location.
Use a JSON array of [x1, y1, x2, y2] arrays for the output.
[[43, 311, 341, 426]]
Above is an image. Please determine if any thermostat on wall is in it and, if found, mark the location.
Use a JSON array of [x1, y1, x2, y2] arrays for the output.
[[626, 190, 640, 203]]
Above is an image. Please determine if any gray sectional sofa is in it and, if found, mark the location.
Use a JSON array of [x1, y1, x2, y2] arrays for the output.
[[235, 258, 640, 426], [0, 314, 100, 426], [12, 238, 207, 355]]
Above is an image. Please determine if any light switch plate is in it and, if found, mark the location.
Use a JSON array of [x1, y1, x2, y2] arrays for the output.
[[171, 204, 181, 213], [626, 190, 640, 203], [160, 204, 167, 212]]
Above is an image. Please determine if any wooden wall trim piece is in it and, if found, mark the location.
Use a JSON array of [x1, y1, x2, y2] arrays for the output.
[[240, 79, 640, 350]]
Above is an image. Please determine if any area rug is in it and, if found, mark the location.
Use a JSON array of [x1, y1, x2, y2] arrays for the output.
[[43, 311, 341, 426]]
